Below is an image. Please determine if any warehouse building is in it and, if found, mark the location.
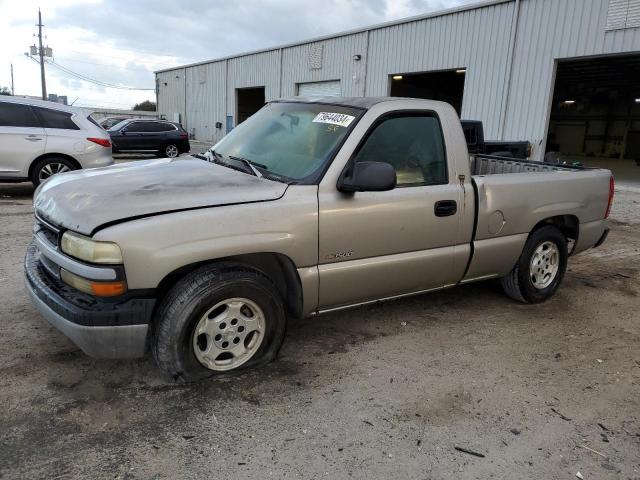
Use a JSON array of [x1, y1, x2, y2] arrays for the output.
[[155, 0, 640, 165]]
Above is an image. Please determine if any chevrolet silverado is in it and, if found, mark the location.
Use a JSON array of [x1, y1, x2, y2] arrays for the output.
[[25, 97, 614, 381]]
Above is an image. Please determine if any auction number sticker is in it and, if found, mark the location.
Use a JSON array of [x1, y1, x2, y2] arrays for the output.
[[312, 112, 355, 128]]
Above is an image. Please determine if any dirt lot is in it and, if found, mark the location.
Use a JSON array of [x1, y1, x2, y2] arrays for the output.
[[0, 180, 638, 480]]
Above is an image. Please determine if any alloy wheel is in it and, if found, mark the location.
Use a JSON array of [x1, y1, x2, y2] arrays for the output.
[[165, 144, 179, 157], [192, 298, 266, 371], [529, 241, 560, 289], [38, 162, 71, 181]]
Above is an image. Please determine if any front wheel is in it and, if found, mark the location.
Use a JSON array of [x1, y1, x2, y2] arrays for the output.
[[501, 225, 568, 303], [152, 265, 287, 382]]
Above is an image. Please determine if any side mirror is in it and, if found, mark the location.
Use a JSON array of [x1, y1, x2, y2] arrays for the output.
[[338, 161, 397, 193]]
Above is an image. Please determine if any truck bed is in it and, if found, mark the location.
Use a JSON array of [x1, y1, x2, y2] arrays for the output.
[[471, 154, 581, 175], [462, 154, 611, 283]]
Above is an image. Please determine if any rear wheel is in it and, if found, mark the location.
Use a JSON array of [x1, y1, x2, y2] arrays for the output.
[[152, 264, 287, 382], [30, 157, 77, 186], [163, 143, 179, 158], [501, 225, 568, 303]]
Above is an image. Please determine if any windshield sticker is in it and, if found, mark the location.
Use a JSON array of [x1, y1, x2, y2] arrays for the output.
[[312, 112, 356, 128]]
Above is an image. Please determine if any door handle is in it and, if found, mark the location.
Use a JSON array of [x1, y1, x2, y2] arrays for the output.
[[434, 200, 457, 217], [25, 136, 43, 142]]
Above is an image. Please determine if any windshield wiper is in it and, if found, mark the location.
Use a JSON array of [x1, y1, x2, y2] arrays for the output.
[[210, 150, 291, 183], [228, 155, 268, 178], [209, 150, 262, 177], [210, 149, 253, 175]]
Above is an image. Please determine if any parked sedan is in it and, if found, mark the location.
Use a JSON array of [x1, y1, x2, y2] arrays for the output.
[[0, 96, 113, 186], [108, 119, 190, 158]]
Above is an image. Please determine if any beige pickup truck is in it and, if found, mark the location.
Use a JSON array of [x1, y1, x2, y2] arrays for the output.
[[25, 97, 614, 381]]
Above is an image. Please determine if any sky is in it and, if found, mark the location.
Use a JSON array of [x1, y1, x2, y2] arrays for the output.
[[0, 0, 475, 110]]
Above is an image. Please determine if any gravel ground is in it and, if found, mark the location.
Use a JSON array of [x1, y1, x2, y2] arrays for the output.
[[0, 178, 638, 480]]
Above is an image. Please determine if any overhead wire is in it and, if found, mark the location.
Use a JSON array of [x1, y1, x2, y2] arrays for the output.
[[26, 55, 154, 91]]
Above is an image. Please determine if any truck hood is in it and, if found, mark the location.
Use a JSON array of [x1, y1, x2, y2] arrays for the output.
[[34, 157, 288, 235]]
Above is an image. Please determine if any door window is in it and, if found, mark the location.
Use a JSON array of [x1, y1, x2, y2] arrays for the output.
[[155, 122, 176, 132], [351, 113, 447, 186], [127, 121, 153, 132], [0, 102, 41, 127], [34, 107, 79, 130]]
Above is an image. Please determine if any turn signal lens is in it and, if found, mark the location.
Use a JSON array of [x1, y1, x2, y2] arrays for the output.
[[60, 269, 127, 297], [61, 231, 123, 264]]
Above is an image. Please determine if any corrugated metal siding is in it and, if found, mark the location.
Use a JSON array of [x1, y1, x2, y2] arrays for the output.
[[627, 0, 640, 27], [158, 0, 640, 152], [281, 33, 369, 97], [156, 70, 185, 124], [226, 50, 281, 121], [297, 80, 342, 96], [504, 0, 640, 157], [607, 0, 631, 30], [365, 2, 516, 138], [185, 61, 226, 143]]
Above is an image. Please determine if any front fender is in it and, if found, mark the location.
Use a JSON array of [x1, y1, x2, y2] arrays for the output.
[[93, 186, 319, 290]]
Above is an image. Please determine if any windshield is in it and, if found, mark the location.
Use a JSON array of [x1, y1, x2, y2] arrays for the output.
[[107, 119, 129, 132], [211, 102, 362, 183]]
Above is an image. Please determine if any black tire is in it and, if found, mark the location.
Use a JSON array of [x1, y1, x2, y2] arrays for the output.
[[152, 264, 287, 382], [501, 225, 568, 304], [30, 157, 77, 186]]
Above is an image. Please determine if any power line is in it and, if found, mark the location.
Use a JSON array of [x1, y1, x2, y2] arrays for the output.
[[27, 55, 154, 91], [53, 56, 153, 72], [47, 60, 154, 90]]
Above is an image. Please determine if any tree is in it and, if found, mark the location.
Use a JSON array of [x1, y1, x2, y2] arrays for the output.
[[132, 100, 156, 111], [0, 87, 11, 96]]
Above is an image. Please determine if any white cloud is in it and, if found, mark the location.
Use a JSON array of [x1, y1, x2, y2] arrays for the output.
[[0, 0, 474, 109]]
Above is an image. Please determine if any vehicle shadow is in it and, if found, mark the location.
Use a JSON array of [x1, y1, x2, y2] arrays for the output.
[[39, 279, 508, 397], [0, 182, 35, 200]]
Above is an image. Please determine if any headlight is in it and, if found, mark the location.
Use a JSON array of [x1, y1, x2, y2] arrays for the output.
[[61, 231, 123, 264]]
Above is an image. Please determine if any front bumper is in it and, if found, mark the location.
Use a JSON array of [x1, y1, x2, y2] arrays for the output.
[[24, 243, 155, 358]]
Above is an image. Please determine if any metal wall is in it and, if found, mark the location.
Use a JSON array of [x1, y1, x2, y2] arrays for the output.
[[156, 0, 640, 157], [281, 32, 369, 97], [185, 61, 226, 143], [504, 0, 640, 155], [156, 69, 185, 124], [226, 50, 282, 119], [365, 1, 516, 140]]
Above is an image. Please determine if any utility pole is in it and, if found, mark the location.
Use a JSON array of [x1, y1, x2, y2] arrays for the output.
[[10, 63, 15, 95], [37, 8, 47, 100]]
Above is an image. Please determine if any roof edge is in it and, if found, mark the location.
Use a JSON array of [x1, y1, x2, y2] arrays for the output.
[[155, 0, 513, 74]]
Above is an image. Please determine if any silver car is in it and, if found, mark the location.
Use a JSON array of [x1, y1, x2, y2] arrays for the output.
[[0, 96, 113, 186]]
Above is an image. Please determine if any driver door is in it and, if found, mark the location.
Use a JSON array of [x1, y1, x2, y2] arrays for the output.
[[317, 112, 465, 310]]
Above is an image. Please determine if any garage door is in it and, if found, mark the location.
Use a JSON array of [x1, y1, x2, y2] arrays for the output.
[[298, 80, 341, 97]]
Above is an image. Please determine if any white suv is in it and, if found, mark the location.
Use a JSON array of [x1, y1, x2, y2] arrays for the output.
[[0, 96, 113, 186]]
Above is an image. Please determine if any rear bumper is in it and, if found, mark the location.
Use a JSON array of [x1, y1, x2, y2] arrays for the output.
[[24, 243, 154, 358], [77, 149, 114, 170], [573, 219, 609, 255], [594, 227, 609, 248]]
